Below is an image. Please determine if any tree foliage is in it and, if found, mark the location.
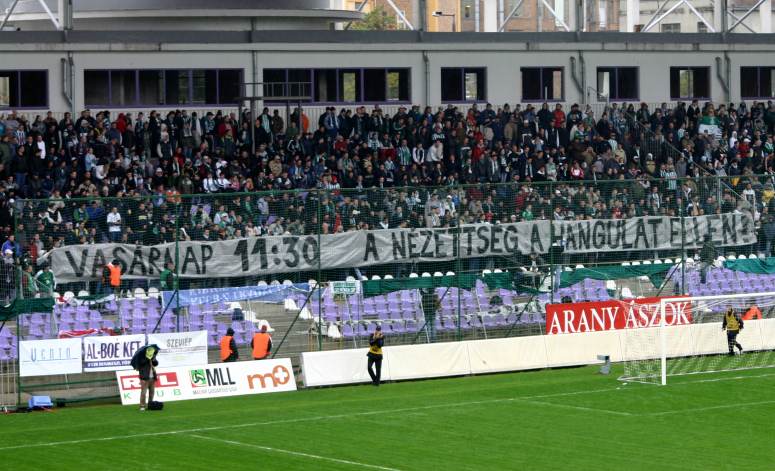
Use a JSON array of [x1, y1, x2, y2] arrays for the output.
[[351, 6, 398, 31]]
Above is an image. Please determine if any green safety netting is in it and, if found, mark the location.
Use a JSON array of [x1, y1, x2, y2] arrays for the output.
[[361, 272, 545, 297], [0, 297, 55, 322], [559, 263, 676, 289], [723, 257, 775, 274]]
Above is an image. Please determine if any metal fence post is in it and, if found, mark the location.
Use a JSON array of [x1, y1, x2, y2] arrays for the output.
[[680, 179, 687, 295], [174, 198, 181, 333], [456, 203, 462, 342], [317, 188, 323, 351]]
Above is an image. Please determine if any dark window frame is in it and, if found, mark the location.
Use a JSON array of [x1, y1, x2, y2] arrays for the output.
[[440, 67, 487, 103], [669, 66, 711, 100], [263, 67, 411, 105], [740, 66, 775, 99], [0, 70, 49, 109], [595, 66, 640, 101], [520, 67, 565, 102], [83, 68, 243, 107]]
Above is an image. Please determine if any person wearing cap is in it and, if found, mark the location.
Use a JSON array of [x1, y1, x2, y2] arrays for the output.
[[367, 325, 384, 386], [251, 323, 272, 360], [220, 327, 239, 363], [132, 344, 160, 411]]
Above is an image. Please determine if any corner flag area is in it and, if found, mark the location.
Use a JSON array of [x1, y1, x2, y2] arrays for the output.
[[2, 365, 774, 470]]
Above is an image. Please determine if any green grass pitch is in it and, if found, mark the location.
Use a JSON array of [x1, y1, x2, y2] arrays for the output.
[[1, 363, 774, 470]]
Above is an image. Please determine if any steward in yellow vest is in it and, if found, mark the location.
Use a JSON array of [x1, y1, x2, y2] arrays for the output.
[[722, 309, 744, 356]]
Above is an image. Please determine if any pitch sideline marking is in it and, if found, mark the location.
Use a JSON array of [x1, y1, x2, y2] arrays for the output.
[[190, 434, 402, 471], [0, 387, 620, 452], [1, 371, 773, 452]]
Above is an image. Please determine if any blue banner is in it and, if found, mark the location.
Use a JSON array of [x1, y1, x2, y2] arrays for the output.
[[162, 284, 310, 309]]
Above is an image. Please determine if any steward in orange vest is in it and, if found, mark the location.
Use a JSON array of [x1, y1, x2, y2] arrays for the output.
[[251, 325, 272, 360], [220, 327, 239, 362], [102, 260, 122, 294], [742, 305, 762, 321]]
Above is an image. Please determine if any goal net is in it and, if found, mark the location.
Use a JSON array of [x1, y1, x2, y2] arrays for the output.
[[620, 291, 775, 385]]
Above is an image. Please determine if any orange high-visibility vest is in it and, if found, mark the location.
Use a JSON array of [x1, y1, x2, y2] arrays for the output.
[[743, 306, 762, 321], [108, 264, 121, 287], [220, 335, 234, 361], [252, 333, 271, 359]]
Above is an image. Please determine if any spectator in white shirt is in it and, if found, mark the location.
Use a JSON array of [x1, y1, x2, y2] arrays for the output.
[[36, 135, 46, 160], [106, 207, 122, 242], [412, 143, 425, 166], [427, 141, 443, 164]]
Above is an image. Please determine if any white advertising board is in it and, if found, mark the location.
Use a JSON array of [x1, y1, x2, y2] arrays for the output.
[[116, 358, 296, 405], [82, 334, 146, 372], [147, 330, 208, 367], [19, 338, 83, 377]]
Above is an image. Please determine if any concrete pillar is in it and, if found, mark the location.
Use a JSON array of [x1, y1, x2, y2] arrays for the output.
[[58, 0, 73, 30], [714, 0, 728, 32], [483, 0, 498, 31], [761, 0, 772, 33], [625, 0, 639, 31], [569, 0, 579, 30]]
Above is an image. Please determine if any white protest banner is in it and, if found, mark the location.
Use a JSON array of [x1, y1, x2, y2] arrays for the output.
[[82, 334, 146, 372], [147, 330, 208, 368], [19, 338, 83, 377], [115, 358, 296, 405], [43, 213, 755, 282]]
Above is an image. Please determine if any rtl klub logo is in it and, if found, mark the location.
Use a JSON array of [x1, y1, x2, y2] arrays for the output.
[[120, 372, 181, 400]]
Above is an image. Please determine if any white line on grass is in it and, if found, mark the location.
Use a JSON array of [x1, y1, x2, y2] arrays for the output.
[[0, 387, 622, 452], [646, 399, 775, 417], [189, 434, 402, 471], [515, 398, 634, 416]]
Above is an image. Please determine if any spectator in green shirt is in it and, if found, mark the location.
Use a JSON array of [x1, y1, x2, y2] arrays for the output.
[[160, 262, 176, 291], [34, 263, 56, 296]]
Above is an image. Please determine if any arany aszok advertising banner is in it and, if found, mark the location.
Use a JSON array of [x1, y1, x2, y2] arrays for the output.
[[147, 330, 208, 368], [19, 338, 83, 377], [115, 358, 297, 405], [82, 334, 145, 372], [546, 297, 693, 335], [42, 213, 754, 281]]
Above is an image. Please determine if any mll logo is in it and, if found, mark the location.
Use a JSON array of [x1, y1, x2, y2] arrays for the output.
[[190, 367, 236, 388], [190, 369, 208, 387]]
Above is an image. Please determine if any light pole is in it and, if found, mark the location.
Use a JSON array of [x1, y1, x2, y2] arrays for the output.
[[432, 10, 456, 32]]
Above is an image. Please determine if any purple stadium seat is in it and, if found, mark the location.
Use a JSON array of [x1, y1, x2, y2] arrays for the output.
[[391, 321, 405, 333], [342, 324, 355, 338]]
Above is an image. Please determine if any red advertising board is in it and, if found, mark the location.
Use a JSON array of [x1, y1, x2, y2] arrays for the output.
[[546, 297, 692, 335]]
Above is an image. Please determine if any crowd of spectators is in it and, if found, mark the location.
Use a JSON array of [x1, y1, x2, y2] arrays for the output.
[[0, 99, 774, 265]]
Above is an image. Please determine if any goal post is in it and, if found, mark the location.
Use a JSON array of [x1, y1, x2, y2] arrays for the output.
[[620, 291, 775, 385]]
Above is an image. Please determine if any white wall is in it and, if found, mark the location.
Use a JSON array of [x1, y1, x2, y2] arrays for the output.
[[2, 44, 774, 115], [301, 318, 775, 387]]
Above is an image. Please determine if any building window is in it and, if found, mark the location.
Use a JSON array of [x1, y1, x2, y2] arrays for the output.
[[263, 68, 410, 103], [83, 69, 242, 106], [670, 67, 710, 99], [697, 21, 708, 33], [441, 67, 486, 102], [596, 67, 638, 100], [661, 23, 681, 33], [0, 70, 48, 108], [521, 67, 564, 101], [740, 67, 775, 99]]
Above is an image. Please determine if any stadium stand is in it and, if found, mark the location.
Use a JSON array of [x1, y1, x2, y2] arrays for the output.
[[1, 99, 774, 360]]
